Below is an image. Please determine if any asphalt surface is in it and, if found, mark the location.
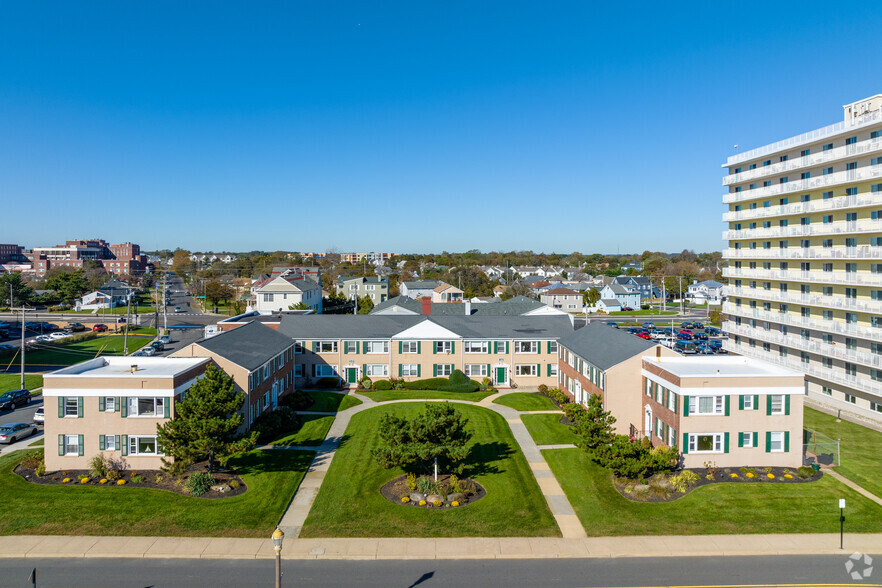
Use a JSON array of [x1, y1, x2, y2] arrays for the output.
[[0, 395, 43, 454], [0, 554, 877, 587]]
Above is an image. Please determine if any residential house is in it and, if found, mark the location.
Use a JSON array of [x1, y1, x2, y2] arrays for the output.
[[596, 298, 622, 313], [336, 276, 389, 304], [557, 322, 677, 435], [622, 260, 644, 272], [493, 284, 507, 298], [371, 295, 572, 322], [278, 314, 571, 388], [432, 282, 464, 303], [250, 268, 323, 313], [76, 279, 136, 310], [42, 356, 210, 471], [600, 284, 641, 309], [539, 288, 582, 311], [687, 279, 726, 303], [641, 355, 804, 467], [400, 280, 441, 299], [171, 321, 297, 431], [614, 276, 659, 301]]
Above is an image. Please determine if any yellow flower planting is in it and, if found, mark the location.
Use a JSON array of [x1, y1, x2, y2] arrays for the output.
[[730, 473, 738, 478], [62, 478, 71, 483], [432, 500, 442, 507], [117, 479, 127, 486], [99, 479, 108, 484], [80, 478, 89, 484], [418, 500, 426, 506], [401, 496, 410, 503], [784, 474, 793, 479], [451, 501, 460, 507], [767, 473, 775, 479], [746, 472, 755, 478]]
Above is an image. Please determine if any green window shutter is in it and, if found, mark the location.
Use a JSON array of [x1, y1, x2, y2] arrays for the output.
[[752, 432, 758, 447], [784, 431, 790, 452], [312, 341, 317, 352], [58, 396, 63, 418], [486, 364, 491, 377], [753, 394, 759, 409], [493, 341, 498, 354], [363, 341, 368, 354], [547, 363, 551, 377], [122, 435, 128, 456], [99, 397, 105, 411], [725, 396, 730, 416], [398, 364, 402, 377], [451, 341, 455, 353], [738, 432, 744, 448], [164, 400, 170, 419], [535, 363, 540, 375], [505, 341, 509, 353], [99, 435, 105, 451], [673, 394, 678, 413], [739, 395, 744, 410], [417, 341, 421, 353], [362, 364, 366, 376], [765, 431, 771, 453], [398, 341, 402, 353], [433, 364, 438, 377], [77, 397, 83, 418], [58, 434, 64, 456], [417, 364, 421, 377], [115, 397, 121, 412], [121, 399, 127, 418], [433, 342, 437, 354], [547, 341, 551, 353], [766, 395, 772, 415], [683, 395, 689, 417], [115, 435, 121, 451], [682, 433, 689, 454], [724, 432, 729, 453], [77, 435, 84, 456], [785, 395, 791, 415]]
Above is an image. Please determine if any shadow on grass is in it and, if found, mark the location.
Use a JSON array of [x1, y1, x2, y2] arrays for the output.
[[462, 441, 514, 477], [231, 449, 316, 476]]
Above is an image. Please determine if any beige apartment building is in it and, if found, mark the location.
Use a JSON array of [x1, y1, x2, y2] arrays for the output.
[[42, 356, 210, 471], [642, 355, 805, 468], [723, 94, 882, 425], [276, 314, 571, 388]]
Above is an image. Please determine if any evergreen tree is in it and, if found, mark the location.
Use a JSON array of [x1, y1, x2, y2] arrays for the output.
[[156, 363, 257, 473], [572, 393, 616, 452]]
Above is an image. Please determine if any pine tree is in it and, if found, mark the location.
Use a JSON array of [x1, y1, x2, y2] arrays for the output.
[[156, 363, 257, 473]]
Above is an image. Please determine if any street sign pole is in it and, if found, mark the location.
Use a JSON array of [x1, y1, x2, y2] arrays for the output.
[[839, 498, 845, 549]]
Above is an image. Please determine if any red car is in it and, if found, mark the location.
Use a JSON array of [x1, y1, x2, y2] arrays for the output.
[[92, 324, 108, 332], [636, 332, 651, 339], [678, 329, 693, 335]]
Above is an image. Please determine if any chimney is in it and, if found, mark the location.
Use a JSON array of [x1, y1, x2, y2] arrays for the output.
[[421, 297, 432, 315], [656, 346, 661, 361], [465, 300, 471, 316]]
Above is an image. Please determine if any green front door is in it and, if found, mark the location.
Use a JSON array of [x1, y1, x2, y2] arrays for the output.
[[347, 368, 358, 384], [495, 367, 506, 385]]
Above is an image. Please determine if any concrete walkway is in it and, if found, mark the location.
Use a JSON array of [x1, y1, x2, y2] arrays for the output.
[[824, 468, 882, 507], [2, 533, 880, 560]]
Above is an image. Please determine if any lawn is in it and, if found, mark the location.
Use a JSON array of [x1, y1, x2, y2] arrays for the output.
[[300, 403, 559, 538], [0, 374, 43, 394], [361, 389, 496, 403], [65, 305, 157, 315], [492, 392, 559, 411], [805, 407, 882, 499], [0, 448, 314, 537], [608, 310, 677, 316], [15, 335, 151, 369], [29, 439, 44, 447], [302, 391, 362, 412], [543, 448, 882, 536], [271, 414, 335, 447], [522, 414, 577, 445]]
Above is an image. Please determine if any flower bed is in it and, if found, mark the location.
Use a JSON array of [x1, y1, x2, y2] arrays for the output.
[[380, 474, 486, 509], [615, 465, 822, 503], [14, 461, 247, 499]]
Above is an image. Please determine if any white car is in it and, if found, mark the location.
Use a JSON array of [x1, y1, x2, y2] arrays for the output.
[[34, 335, 53, 342], [49, 332, 70, 340]]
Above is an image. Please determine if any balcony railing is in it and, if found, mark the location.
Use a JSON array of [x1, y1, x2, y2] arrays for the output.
[[724, 302, 882, 340], [722, 193, 879, 222], [723, 246, 882, 261], [723, 137, 882, 185], [724, 340, 882, 396], [723, 267, 882, 287], [726, 285, 882, 314], [724, 219, 882, 240], [722, 165, 882, 204]]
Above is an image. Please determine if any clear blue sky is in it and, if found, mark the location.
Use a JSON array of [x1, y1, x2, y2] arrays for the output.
[[2, 2, 881, 255]]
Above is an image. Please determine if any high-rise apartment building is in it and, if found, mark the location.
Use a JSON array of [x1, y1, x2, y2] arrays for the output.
[[722, 95, 882, 424]]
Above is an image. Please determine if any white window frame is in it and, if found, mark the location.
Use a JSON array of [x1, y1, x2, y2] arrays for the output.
[[769, 394, 785, 414], [104, 434, 117, 451], [128, 397, 165, 417], [768, 431, 784, 452], [688, 395, 724, 415], [464, 340, 488, 354], [741, 431, 754, 448], [294, 364, 303, 377], [366, 341, 389, 354], [743, 395, 754, 410], [293, 342, 303, 355], [64, 397, 78, 417], [262, 293, 274, 302], [318, 341, 338, 353], [365, 364, 389, 377], [315, 364, 338, 377], [688, 433, 723, 453], [549, 363, 558, 376], [548, 341, 558, 353], [435, 364, 453, 377], [344, 341, 359, 354], [64, 434, 79, 456], [104, 397, 115, 412], [514, 341, 538, 354], [128, 435, 162, 456], [514, 364, 538, 377], [435, 341, 452, 354], [464, 364, 488, 377], [401, 341, 419, 354], [401, 364, 419, 377]]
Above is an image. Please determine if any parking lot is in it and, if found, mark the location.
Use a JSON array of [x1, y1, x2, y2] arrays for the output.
[[0, 395, 43, 454], [615, 321, 728, 355]]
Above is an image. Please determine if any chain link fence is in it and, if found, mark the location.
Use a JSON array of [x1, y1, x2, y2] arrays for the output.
[[803, 428, 840, 467]]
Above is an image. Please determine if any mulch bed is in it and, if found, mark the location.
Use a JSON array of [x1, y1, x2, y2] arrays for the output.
[[380, 474, 486, 509], [14, 461, 247, 499], [614, 466, 823, 503]]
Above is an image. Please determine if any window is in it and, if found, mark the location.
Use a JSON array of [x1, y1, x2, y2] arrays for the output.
[[262, 293, 274, 302], [514, 341, 538, 354], [401, 341, 419, 353], [768, 432, 784, 452], [293, 342, 303, 354], [128, 397, 165, 417], [317, 341, 338, 353], [801, 149, 810, 157], [823, 191, 833, 199], [344, 341, 358, 354], [740, 432, 754, 448], [548, 341, 558, 353], [64, 397, 79, 417], [801, 194, 810, 202], [464, 340, 489, 353], [769, 395, 784, 414], [548, 363, 558, 377], [435, 341, 452, 354], [743, 395, 754, 410], [823, 167, 833, 175], [464, 364, 488, 377], [313, 364, 338, 377], [435, 364, 453, 377], [365, 341, 389, 354], [846, 212, 858, 222], [514, 364, 538, 377], [64, 435, 80, 456], [104, 435, 117, 451], [365, 364, 388, 377], [294, 364, 303, 377], [128, 435, 160, 456], [349, 284, 358, 291], [401, 364, 419, 377], [844, 393, 857, 404], [822, 387, 832, 396], [845, 312, 857, 324], [688, 433, 723, 453], [822, 143, 833, 151], [688, 395, 724, 415], [822, 215, 833, 224]]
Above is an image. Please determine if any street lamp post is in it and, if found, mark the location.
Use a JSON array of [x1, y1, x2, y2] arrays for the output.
[[272, 527, 284, 588]]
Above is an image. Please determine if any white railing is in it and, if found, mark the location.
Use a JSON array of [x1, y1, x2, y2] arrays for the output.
[[725, 286, 882, 314], [724, 303, 882, 340], [723, 137, 882, 185], [724, 220, 882, 240], [722, 165, 882, 204], [723, 247, 882, 261], [724, 321, 882, 369], [723, 267, 882, 287], [721, 193, 880, 222], [726, 109, 882, 166], [724, 340, 882, 396]]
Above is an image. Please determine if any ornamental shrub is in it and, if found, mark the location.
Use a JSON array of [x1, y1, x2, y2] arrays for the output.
[[402, 378, 451, 390], [20, 450, 43, 470], [797, 466, 814, 479], [315, 376, 340, 389], [117, 479, 127, 485], [251, 407, 301, 444], [401, 496, 410, 503], [62, 478, 71, 483], [374, 380, 393, 391], [99, 478, 108, 484], [669, 470, 700, 492], [185, 472, 215, 497], [360, 376, 373, 389], [451, 501, 460, 507], [563, 403, 586, 424], [419, 500, 427, 506], [80, 477, 89, 484], [432, 500, 442, 507]]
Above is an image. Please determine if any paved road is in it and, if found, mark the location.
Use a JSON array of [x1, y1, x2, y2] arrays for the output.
[[0, 396, 43, 454], [0, 554, 875, 587]]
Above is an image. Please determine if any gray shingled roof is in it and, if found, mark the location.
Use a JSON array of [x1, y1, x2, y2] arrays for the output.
[[558, 321, 656, 371], [194, 321, 295, 371], [371, 295, 549, 317], [402, 280, 440, 289], [371, 296, 422, 314]]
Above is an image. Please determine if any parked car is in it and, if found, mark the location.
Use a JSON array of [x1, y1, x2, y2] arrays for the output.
[[694, 332, 708, 341], [621, 307, 634, 312], [0, 422, 38, 444], [0, 343, 15, 352], [0, 389, 31, 411], [662, 327, 674, 336], [92, 324, 108, 332], [642, 322, 655, 329], [159, 334, 171, 345], [133, 346, 156, 357], [49, 332, 70, 340], [649, 329, 665, 339], [674, 340, 697, 355], [677, 332, 694, 341], [705, 327, 721, 336], [150, 340, 165, 351], [636, 332, 651, 340], [33, 407, 44, 425], [680, 322, 693, 330], [174, 306, 183, 313], [692, 322, 704, 330], [33, 334, 53, 342], [696, 344, 715, 355], [608, 322, 618, 328], [64, 322, 86, 333]]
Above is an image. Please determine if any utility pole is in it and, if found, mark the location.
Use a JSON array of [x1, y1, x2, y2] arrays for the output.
[[678, 276, 683, 315], [123, 295, 131, 355], [20, 304, 26, 390]]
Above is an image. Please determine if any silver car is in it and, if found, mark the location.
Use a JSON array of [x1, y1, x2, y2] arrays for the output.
[[33, 407, 44, 425], [0, 422, 38, 444]]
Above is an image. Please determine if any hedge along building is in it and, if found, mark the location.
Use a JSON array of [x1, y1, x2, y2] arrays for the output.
[[275, 313, 572, 389], [641, 354, 805, 468], [556, 321, 679, 436], [42, 356, 210, 472], [171, 321, 297, 431]]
